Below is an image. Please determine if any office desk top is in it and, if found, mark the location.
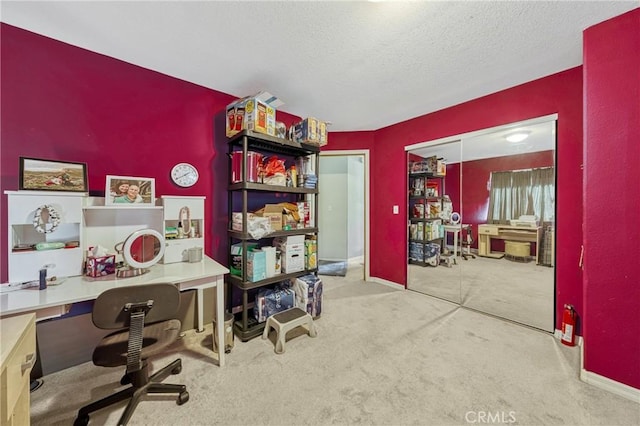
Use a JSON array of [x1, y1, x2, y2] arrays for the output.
[[0, 256, 228, 318], [0, 256, 229, 366]]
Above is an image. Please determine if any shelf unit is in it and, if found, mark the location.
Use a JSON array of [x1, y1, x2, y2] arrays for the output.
[[408, 172, 445, 267], [158, 195, 205, 264], [227, 130, 320, 342], [82, 197, 164, 266], [5, 191, 85, 282]]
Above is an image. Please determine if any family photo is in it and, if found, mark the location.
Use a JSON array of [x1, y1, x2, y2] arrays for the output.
[[105, 175, 155, 205]]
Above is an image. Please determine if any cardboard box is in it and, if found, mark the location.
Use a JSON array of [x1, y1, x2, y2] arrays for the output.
[[304, 239, 317, 270], [262, 246, 277, 277], [247, 249, 266, 282], [226, 92, 280, 137], [280, 243, 305, 273], [257, 204, 284, 231], [85, 255, 116, 277], [294, 117, 319, 143], [230, 243, 258, 276], [274, 234, 305, 247]]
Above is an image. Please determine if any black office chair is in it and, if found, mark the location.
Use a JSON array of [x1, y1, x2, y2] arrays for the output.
[[74, 283, 189, 426], [461, 225, 476, 260]]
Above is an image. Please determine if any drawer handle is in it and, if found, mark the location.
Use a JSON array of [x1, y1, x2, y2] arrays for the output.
[[21, 353, 36, 374]]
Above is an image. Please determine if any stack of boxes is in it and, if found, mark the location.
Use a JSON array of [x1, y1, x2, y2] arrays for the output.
[[292, 117, 329, 146], [225, 92, 282, 137]]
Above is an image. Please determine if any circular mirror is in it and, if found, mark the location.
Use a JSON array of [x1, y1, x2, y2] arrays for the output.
[[450, 212, 461, 225], [117, 229, 165, 278]]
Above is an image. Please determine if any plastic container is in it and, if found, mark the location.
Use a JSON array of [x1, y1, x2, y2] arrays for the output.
[[231, 151, 263, 183]]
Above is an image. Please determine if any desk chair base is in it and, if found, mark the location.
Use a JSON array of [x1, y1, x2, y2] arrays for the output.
[[74, 358, 188, 426]]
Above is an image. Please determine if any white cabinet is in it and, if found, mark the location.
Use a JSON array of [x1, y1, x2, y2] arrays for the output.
[[5, 191, 84, 282], [159, 196, 205, 264], [82, 197, 164, 264], [1, 313, 36, 426]]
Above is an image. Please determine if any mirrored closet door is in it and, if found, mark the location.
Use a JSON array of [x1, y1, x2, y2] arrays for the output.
[[407, 116, 556, 332], [407, 140, 462, 304]]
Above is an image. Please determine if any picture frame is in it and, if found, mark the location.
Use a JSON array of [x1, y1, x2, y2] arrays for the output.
[[19, 157, 88, 192], [105, 175, 155, 206]]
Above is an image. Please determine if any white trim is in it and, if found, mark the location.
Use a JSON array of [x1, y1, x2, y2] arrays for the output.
[[577, 340, 640, 403], [320, 149, 371, 282], [404, 113, 558, 151], [553, 328, 584, 347], [370, 277, 404, 290]]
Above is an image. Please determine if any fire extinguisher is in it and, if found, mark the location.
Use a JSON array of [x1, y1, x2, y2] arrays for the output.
[[561, 304, 577, 346]]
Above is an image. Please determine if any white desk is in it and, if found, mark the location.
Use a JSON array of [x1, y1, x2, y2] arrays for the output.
[[0, 256, 229, 367], [443, 224, 471, 258]]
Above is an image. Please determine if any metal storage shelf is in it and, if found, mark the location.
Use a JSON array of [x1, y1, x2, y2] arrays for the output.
[[228, 227, 318, 241], [227, 268, 319, 291], [227, 130, 320, 342]]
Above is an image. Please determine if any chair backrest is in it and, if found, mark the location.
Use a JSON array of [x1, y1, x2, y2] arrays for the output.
[[92, 283, 180, 330]]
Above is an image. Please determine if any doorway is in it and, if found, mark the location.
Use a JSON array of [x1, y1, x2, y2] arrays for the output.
[[318, 150, 370, 281]]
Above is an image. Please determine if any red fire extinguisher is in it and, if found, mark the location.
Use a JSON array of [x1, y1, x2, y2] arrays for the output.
[[561, 304, 577, 346]]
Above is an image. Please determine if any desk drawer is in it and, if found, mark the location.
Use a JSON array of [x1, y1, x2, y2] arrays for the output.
[[1, 316, 36, 422], [478, 225, 499, 236]]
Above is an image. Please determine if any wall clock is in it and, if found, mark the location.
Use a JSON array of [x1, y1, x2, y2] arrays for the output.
[[171, 163, 199, 187]]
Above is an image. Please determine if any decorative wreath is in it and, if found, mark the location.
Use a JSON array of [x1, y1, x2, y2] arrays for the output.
[[33, 205, 61, 234]]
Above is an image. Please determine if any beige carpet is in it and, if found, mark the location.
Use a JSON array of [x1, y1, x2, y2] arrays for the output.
[[30, 265, 638, 425], [408, 254, 554, 331]]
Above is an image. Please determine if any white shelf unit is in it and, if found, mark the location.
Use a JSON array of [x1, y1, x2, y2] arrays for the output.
[[82, 197, 164, 265], [159, 195, 205, 264], [5, 191, 85, 282]]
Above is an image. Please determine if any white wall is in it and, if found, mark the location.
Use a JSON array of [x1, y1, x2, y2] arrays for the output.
[[347, 156, 364, 260], [318, 156, 348, 261]]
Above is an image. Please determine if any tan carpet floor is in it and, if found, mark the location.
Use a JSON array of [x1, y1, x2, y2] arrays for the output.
[[30, 265, 639, 425]]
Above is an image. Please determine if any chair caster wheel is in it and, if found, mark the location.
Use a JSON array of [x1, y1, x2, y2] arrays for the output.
[[74, 415, 89, 426], [171, 365, 182, 375], [177, 391, 189, 405]]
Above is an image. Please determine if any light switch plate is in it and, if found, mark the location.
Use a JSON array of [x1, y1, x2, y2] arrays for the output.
[[393, 205, 399, 214]]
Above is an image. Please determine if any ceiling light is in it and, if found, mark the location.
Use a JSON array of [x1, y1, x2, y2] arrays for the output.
[[505, 132, 530, 143]]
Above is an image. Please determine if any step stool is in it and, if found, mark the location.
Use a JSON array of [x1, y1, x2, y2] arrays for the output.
[[262, 307, 317, 354], [440, 253, 457, 268]]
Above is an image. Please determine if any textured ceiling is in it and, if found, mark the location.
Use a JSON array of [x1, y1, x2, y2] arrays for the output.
[[1, 1, 637, 132]]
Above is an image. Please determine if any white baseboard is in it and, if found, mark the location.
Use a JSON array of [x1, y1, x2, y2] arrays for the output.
[[370, 276, 404, 290], [575, 337, 640, 403], [580, 366, 640, 403], [553, 328, 583, 347], [348, 255, 364, 266]]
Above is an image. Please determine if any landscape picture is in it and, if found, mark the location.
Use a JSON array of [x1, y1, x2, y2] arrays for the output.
[[20, 157, 88, 192]]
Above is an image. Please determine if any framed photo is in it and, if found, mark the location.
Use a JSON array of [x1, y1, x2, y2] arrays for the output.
[[19, 157, 88, 192], [105, 175, 155, 206]]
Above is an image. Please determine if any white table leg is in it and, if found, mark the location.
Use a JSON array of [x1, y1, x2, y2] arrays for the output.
[[453, 231, 459, 258], [196, 287, 204, 332], [215, 277, 226, 367]]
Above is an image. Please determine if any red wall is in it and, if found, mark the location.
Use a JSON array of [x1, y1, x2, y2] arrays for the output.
[[583, 9, 640, 389], [0, 24, 299, 281]]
